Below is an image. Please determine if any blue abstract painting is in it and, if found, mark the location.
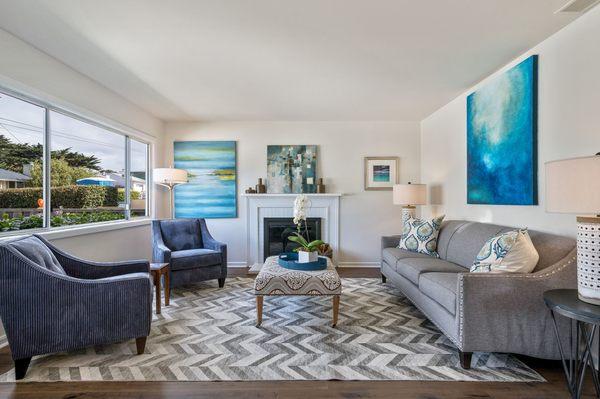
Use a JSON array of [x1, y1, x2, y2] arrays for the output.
[[467, 55, 538, 205], [174, 141, 237, 218], [267, 145, 317, 193]]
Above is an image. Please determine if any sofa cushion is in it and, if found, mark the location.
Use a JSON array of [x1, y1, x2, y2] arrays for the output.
[[444, 222, 511, 268], [159, 219, 203, 251], [7, 236, 65, 275], [471, 229, 539, 273], [382, 248, 435, 271], [399, 215, 445, 257], [396, 257, 464, 285], [171, 248, 221, 271], [419, 272, 459, 315]]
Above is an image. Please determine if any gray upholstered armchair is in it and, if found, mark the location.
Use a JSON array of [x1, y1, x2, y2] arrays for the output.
[[0, 235, 152, 380], [152, 218, 227, 288]]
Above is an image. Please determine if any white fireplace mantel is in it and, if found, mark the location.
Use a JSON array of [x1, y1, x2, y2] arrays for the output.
[[243, 193, 342, 268]]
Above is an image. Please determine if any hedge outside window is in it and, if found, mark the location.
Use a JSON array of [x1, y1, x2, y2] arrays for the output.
[[0, 89, 151, 233], [0, 92, 45, 232]]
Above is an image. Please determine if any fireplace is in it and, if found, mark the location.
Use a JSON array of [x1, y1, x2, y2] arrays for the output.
[[263, 217, 322, 261]]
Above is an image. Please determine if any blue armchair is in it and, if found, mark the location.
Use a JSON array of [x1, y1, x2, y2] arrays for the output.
[[0, 235, 152, 380], [152, 219, 227, 288]]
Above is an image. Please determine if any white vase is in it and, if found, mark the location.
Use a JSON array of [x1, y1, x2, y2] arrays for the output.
[[298, 250, 318, 263]]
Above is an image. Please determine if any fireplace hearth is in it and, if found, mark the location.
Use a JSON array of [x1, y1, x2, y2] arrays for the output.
[[263, 217, 321, 261]]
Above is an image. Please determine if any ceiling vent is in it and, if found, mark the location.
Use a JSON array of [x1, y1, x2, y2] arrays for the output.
[[555, 0, 600, 13]]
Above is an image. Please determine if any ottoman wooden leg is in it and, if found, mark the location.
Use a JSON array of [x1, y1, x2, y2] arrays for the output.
[[256, 295, 263, 326], [332, 295, 340, 327]]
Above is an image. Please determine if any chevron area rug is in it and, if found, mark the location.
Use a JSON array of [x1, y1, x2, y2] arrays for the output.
[[1, 277, 543, 382]]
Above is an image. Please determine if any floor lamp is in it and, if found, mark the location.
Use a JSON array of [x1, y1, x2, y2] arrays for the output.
[[546, 154, 600, 305], [153, 167, 188, 219]]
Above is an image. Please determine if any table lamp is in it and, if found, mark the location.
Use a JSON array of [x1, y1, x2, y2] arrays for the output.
[[546, 154, 600, 305], [393, 182, 427, 222], [153, 167, 188, 219]]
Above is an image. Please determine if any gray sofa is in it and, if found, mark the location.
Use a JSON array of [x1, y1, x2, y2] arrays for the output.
[[381, 220, 577, 369]]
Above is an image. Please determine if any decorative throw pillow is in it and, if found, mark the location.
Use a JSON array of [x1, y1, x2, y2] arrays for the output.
[[398, 215, 445, 257], [471, 229, 539, 273]]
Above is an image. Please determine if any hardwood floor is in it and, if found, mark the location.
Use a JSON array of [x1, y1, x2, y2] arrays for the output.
[[0, 268, 593, 399]]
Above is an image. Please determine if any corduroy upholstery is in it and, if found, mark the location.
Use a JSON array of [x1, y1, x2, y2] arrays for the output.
[[0, 235, 152, 379], [381, 220, 577, 366], [152, 219, 227, 288]]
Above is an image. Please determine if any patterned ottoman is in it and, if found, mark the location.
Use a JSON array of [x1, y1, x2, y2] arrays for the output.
[[254, 255, 342, 327]]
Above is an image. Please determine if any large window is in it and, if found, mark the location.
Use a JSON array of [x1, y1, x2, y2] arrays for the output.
[[0, 93, 45, 231], [0, 89, 151, 234], [130, 139, 149, 218]]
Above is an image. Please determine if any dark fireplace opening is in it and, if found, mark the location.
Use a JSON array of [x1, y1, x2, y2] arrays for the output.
[[263, 217, 322, 261]]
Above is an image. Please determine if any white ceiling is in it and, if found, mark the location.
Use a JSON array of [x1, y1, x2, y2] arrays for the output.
[[0, 0, 583, 121]]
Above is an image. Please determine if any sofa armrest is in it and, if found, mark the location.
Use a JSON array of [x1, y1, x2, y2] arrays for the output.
[[381, 235, 402, 249], [199, 219, 227, 272], [457, 249, 577, 355], [34, 235, 150, 279], [150, 221, 172, 264]]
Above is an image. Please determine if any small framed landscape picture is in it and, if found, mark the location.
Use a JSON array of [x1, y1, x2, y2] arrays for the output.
[[364, 157, 399, 191]]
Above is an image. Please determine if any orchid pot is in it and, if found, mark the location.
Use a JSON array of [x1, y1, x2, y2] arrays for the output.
[[298, 249, 319, 263]]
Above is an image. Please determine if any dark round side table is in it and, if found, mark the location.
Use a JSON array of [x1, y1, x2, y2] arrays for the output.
[[544, 289, 600, 399]]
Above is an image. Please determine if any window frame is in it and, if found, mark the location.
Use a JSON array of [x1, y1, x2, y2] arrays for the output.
[[0, 86, 153, 237]]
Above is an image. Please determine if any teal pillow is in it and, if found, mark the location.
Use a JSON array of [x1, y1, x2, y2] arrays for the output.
[[398, 215, 445, 257]]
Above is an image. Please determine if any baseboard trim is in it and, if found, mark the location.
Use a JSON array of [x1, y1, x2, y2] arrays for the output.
[[227, 262, 248, 268], [337, 262, 381, 268]]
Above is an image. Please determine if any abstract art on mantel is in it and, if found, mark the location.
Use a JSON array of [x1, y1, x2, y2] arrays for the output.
[[267, 145, 317, 193], [467, 55, 538, 205], [173, 141, 237, 218]]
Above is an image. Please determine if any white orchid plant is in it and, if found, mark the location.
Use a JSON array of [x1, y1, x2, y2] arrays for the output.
[[288, 194, 324, 253]]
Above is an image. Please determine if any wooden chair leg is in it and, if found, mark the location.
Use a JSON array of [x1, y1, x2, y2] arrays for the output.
[[459, 351, 472, 369], [256, 295, 263, 326], [136, 337, 147, 355], [164, 271, 170, 306], [332, 295, 340, 327], [154, 272, 161, 314], [14, 357, 31, 380], [218, 278, 225, 288]]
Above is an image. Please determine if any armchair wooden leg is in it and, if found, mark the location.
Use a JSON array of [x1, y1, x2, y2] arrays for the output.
[[136, 337, 147, 355], [459, 351, 472, 369], [256, 295, 263, 326], [14, 357, 31, 380], [381, 273, 387, 283], [218, 278, 226, 288]]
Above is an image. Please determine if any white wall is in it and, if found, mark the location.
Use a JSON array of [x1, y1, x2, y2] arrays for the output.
[[420, 6, 600, 238], [164, 121, 421, 265]]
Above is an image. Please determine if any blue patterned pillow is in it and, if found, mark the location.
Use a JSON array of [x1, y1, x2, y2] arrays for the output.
[[471, 229, 539, 273], [398, 215, 445, 257]]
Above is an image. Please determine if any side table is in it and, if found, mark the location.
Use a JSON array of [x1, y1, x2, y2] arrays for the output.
[[150, 263, 170, 314], [544, 289, 600, 399]]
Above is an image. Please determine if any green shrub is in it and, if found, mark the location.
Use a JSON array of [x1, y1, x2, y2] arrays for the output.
[[117, 188, 141, 202], [0, 186, 119, 208], [0, 211, 124, 232]]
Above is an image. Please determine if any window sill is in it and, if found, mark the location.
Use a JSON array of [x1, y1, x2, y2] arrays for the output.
[[0, 218, 152, 241]]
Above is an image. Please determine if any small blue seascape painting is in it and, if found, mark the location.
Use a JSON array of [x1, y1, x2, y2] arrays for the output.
[[467, 55, 538, 205], [373, 165, 390, 182], [174, 141, 237, 218]]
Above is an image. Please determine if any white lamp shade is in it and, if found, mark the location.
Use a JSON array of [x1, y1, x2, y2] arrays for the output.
[[545, 155, 600, 215], [393, 183, 427, 206], [153, 168, 188, 185]]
